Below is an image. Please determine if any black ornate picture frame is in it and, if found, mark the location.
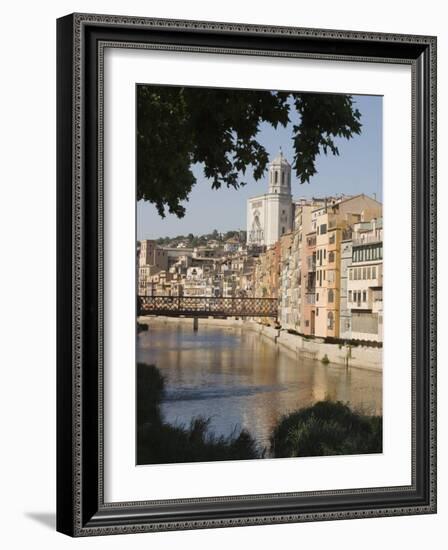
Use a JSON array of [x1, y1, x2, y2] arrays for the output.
[[56, 13, 437, 536]]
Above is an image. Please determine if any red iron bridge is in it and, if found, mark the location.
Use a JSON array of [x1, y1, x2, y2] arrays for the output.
[[138, 295, 278, 318]]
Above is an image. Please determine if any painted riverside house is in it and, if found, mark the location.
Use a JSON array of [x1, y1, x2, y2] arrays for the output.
[[138, 152, 384, 355], [274, 193, 383, 342]]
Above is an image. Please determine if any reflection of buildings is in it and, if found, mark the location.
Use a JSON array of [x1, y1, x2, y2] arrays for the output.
[[137, 152, 383, 344]]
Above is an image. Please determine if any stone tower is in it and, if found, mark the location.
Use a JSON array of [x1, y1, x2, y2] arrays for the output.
[[246, 150, 294, 247], [268, 149, 292, 196]]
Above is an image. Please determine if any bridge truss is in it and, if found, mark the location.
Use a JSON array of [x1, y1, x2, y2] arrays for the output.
[[138, 295, 278, 318]]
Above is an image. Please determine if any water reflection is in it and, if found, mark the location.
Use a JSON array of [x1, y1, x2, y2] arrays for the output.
[[137, 321, 382, 448]]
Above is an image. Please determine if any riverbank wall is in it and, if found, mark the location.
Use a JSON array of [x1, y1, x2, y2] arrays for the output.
[[242, 323, 381, 372], [138, 316, 382, 372]]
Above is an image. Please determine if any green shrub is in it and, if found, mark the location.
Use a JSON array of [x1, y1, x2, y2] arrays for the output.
[[270, 401, 382, 458], [138, 417, 260, 464], [136, 363, 260, 464], [137, 363, 165, 425]]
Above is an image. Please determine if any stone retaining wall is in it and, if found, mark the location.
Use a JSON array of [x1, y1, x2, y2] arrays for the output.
[[246, 322, 382, 371]]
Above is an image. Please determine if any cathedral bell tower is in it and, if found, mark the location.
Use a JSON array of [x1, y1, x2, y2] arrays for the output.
[[246, 150, 294, 247], [268, 149, 292, 196]]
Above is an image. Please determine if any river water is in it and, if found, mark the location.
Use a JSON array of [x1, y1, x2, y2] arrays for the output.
[[137, 321, 382, 450]]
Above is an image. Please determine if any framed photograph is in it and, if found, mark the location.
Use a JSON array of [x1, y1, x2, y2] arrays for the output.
[[56, 13, 437, 536]]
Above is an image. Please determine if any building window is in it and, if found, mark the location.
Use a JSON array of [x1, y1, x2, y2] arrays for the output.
[[367, 267, 371, 279], [281, 172, 285, 184], [282, 227, 285, 234], [320, 224, 327, 235], [323, 249, 326, 260], [348, 290, 352, 302], [316, 308, 319, 316], [349, 269, 353, 280], [363, 267, 367, 279], [328, 289, 334, 303], [327, 311, 334, 330], [275, 171, 278, 183], [329, 251, 335, 263], [363, 290, 367, 302], [372, 266, 377, 279]]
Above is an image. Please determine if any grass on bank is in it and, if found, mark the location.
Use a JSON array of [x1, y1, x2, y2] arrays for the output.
[[137, 363, 260, 464], [136, 363, 382, 464]]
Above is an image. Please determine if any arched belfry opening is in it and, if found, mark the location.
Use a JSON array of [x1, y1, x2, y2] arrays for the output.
[[268, 149, 292, 196]]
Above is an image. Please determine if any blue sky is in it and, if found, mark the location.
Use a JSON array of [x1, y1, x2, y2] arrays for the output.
[[137, 93, 382, 240]]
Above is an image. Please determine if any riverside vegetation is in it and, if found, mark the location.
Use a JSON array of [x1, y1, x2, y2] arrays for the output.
[[137, 363, 382, 464]]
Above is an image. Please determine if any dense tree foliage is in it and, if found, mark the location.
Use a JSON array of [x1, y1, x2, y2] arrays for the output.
[[137, 86, 362, 218], [153, 229, 246, 248]]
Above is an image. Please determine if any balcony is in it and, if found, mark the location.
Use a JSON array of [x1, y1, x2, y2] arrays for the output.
[[348, 300, 370, 311], [342, 229, 352, 241], [352, 234, 382, 246], [306, 272, 316, 290], [306, 256, 316, 271], [305, 293, 316, 305]]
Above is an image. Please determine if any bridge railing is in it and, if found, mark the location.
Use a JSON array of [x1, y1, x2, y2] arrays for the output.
[[138, 295, 278, 317]]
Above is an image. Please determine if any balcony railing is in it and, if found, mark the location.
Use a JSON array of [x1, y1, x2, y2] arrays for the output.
[[305, 293, 316, 305], [307, 257, 316, 271], [352, 234, 383, 245]]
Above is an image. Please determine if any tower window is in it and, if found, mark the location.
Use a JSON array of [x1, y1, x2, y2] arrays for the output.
[[275, 172, 278, 184], [281, 172, 285, 184]]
